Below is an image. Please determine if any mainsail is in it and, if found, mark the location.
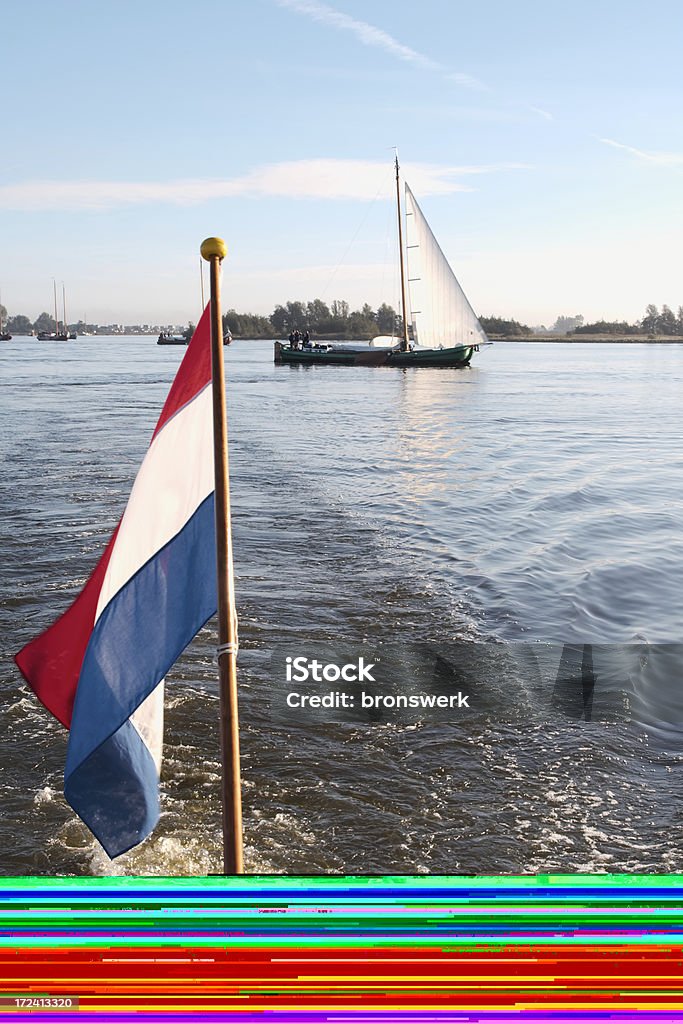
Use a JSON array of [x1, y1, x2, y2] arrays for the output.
[[404, 184, 489, 350]]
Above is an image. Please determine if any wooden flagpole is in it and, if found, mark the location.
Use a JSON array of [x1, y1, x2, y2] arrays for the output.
[[200, 236, 244, 875]]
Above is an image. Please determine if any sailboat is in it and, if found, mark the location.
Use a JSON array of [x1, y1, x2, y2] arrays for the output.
[[274, 156, 490, 367], [37, 281, 76, 340], [0, 291, 11, 340]]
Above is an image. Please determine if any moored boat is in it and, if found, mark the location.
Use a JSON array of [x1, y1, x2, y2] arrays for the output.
[[158, 326, 232, 346], [37, 281, 75, 340], [274, 156, 490, 368], [0, 290, 11, 339], [157, 332, 187, 345]]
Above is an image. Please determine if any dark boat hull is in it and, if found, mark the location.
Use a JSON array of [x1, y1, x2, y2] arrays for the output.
[[158, 333, 231, 346], [37, 332, 70, 341], [274, 342, 389, 366], [0, 333, 11, 341], [274, 341, 475, 368], [387, 345, 474, 367]]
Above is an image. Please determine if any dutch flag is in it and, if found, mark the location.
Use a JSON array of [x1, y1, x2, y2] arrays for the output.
[[15, 308, 218, 858]]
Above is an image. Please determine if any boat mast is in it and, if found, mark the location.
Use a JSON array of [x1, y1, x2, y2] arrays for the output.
[[395, 154, 410, 352], [53, 279, 59, 335], [62, 283, 68, 337]]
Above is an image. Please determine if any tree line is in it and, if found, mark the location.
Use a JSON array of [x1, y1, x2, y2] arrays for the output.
[[224, 302, 683, 339], [486, 305, 683, 337], [574, 304, 683, 336], [6, 299, 683, 340], [0, 309, 76, 335], [553, 306, 683, 336], [478, 316, 532, 336], [222, 298, 403, 340]]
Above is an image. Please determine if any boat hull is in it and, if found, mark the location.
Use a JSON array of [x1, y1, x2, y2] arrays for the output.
[[274, 342, 389, 366], [387, 345, 474, 368], [274, 341, 475, 368], [158, 333, 231, 346]]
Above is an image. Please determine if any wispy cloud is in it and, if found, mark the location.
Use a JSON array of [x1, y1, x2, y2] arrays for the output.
[[274, 0, 440, 70], [0, 159, 529, 211], [599, 137, 683, 166], [275, 0, 487, 90], [444, 71, 490, 93], [529, 105, 553, 121]]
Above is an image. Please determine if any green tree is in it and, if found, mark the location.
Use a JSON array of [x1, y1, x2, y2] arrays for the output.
[[224, 310, 275, 338], [659, 304, 677, 335], [479, 315, 532, 337], [376, 303, 398, 334], [270, 304, 288, 333], [224, 309, 239, 334], [7, 314, 32, 334], [306, 299, 330, 330], [348, 307, 376, 338], [641, 304, 659, 333], [34, 312, 56, 333], [0, 303, 7, 328], [573, 320, 638, 335], [551, 314, 584, 334], [330, 299, 349, 320], [285, 300, 307, 329]]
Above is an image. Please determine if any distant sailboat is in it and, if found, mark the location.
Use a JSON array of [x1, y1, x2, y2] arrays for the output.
[[37, 280, 76, 340], [0, 290, 11, 340], [275, 156, 490, 367]]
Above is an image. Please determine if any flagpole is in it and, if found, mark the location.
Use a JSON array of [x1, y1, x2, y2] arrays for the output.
[[200, 236, 244, 875]]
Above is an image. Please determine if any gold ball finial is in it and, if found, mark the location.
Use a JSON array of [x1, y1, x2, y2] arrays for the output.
[[200, 237, 227, 261]]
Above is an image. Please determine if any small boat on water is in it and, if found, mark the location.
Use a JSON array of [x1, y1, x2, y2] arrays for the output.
[[158, 327, 233, 346], [157, 332, 187, 345], [38, 281, 76, 340], [275, 156, 490, 368], [0, 290, 11, 339]]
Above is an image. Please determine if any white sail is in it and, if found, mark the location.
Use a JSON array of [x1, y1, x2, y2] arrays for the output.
[[404, 184, 489, 350]]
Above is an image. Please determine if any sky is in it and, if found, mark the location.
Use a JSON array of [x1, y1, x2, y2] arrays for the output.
[[2, 0, 683, 327]]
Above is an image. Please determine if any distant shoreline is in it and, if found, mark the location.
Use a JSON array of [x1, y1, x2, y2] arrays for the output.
[[490, 335, 683, 344]]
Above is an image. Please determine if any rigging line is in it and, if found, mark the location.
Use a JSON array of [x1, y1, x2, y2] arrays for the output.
[[319, 167, 393, 303], [379, 176, 399, 329], [199, 257, 206, 315]]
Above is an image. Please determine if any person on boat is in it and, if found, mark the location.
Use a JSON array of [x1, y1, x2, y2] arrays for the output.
[[303, 330, 311, 347], [288, 330, 295, 347]]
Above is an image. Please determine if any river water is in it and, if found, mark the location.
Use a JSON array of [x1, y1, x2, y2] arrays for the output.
[[2, 337, 683, 875]]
